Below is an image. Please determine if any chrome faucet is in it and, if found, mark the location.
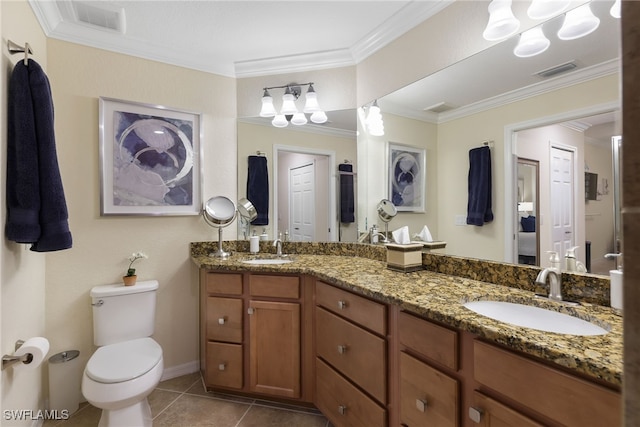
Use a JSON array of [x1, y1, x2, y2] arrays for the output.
[[370, 232, 388, 244], [273, 239, 283, 257], [536, 268, 562, 302]]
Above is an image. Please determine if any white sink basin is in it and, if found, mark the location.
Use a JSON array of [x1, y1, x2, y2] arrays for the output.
[[241, 258, 293, 265], [463, 300, 608, 336]]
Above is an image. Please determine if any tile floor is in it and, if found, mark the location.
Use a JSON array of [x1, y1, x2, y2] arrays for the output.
[[44, 372, 331, 427]]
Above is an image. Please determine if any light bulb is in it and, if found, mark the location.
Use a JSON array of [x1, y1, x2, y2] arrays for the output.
[[290, 112, 308, 126], [280, 88, 298, 115], [514, 27, 550, 58], [259, 89, 277, 117], [303, 84, 321, 113], [527, 0, 569, 20], [310, 111, 328, 124], [483, 0, 520, 41], [272, 115, 288, 128], [557, 3, 600, 41]]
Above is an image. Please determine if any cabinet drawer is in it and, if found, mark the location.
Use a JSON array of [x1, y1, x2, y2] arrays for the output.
[[205, 342, 243, 389], [207, 297, 243, 343], [400, 351, 458, 427], [470, 391, 543, 427], [399, 311, 458, 371], [316, 281, 386, 335], [316, 358, 387, 427], [206, 272, 243, 295], [474, 340, 621, 427], [315, 307, 386, 403], [249, 275, 300, 299]]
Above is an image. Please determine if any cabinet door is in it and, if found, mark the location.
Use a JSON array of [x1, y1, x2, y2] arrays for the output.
[[400, 352, 458, 427], [249, 300, 301, 398], [468, 391, 543, 427], [207, 297, 243, 343]]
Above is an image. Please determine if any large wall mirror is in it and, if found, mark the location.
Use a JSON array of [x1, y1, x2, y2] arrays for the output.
[[356, 1, 621, 278], [236, 1, 621, 278]]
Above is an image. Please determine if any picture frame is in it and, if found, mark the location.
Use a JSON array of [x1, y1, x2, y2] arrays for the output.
[[388, 142, 426, 212], [99, 97, 202, 216]]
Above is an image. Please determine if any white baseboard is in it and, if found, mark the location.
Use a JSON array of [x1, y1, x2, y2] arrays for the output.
[[161, 360, 200, 381]]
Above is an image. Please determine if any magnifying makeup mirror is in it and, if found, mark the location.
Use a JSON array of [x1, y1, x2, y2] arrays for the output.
[[377, 199, 397, 240], [236, 198, 258, 240], [203, 196, 237, 258]]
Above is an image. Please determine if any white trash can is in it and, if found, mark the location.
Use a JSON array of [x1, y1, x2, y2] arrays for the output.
[[48, 350, 81, 414]]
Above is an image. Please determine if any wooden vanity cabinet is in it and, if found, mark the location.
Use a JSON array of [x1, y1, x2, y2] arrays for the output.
[[314, 281, 389, 427], [200, 270, 312, 402]]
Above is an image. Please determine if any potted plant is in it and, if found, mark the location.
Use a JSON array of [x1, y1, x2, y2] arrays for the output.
[[123, 251, 147, 286]]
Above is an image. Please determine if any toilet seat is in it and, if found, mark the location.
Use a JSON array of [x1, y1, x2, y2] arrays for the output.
[[86, 337, 162, 384]]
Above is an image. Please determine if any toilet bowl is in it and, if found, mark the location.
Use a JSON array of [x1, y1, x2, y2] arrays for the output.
[[82, 281, 163, 427], [82, 338, 163, 427]]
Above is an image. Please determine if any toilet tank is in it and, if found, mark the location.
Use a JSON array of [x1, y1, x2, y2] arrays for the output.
[[90, 280, 158, 346]]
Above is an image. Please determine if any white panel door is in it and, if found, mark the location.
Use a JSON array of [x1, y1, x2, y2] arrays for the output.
[[290, 163, 315, 242], [550, 146, 574, 257]]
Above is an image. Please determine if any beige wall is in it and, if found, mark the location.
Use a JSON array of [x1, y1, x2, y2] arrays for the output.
[[42, 39, 237, 381], [1, 1, 49, 421]]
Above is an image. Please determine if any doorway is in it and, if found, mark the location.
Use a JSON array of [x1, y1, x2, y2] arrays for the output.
[[549, 144, 576, 257], [289, 162, 316, 241], [273, 145, 337, 242], [516, 158, 540, 265]]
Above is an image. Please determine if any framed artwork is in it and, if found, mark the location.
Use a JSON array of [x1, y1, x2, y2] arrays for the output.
[[388, 142, 426, 212], [99, 97, 202, 216]]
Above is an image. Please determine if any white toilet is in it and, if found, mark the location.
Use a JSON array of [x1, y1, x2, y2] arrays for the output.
[[82, 280, 164, 427]]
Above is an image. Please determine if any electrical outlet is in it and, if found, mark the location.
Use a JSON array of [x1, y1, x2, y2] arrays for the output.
[[455, 215, 467, 226]]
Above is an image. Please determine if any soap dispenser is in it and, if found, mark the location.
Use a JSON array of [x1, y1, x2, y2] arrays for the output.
[[547, 251, 560, 270], [565, 246, 579, 272]]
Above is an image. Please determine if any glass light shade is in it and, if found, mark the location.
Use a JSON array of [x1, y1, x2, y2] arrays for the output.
[[259, 91, 277, 117], [368, 122, 384, 136], [610, 0, 620, 18], [272, 114, 288, 128], [557, 4, 600, 40], [310, 110, 328, 124], [290, 112, 308, 126], [514, 27, 550, 58], [527, 0, 569, 20], [303, 91, 321, 113], [280, 93, 298, 115], [483, 0, 520, 41]]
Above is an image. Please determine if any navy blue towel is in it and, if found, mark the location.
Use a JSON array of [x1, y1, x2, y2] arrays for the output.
[[247, 155, 269, 225], [338, 164, 355, 223], [466, 146, 493, 226], [5, 59, 72, 252]]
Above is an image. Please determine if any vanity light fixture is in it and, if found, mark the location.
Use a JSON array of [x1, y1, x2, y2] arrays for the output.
[[366, 100, 384, 136], [610, 0, 620, 19], [482, 0, 520, 41], [514, 27, 550, 58], [527, 0, 569, 20], [557, 2, 600, 40], [259, 82, 327, 128]]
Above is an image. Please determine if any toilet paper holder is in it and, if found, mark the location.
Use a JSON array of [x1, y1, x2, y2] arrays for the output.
[[2, 340, 32, 370]]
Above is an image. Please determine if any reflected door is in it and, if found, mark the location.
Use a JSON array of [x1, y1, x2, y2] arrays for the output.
[[550, 146, 575, 256], [290, 163, 315, 241]]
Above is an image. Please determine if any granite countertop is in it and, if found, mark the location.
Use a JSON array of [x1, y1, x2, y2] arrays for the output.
[[192, 252, 622, 387]]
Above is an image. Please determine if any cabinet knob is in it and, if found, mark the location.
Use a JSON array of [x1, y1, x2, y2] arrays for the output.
[[416, 398, 428, 413], [468, 407, 483, 423], [218, 317, 226, 325], [218, 363, 226, 371], [337, 345, 348, 354], [337, 300, 348, 310], [338, 405, 347, 415]]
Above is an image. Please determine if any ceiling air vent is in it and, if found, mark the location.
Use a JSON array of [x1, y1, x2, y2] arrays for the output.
[[535, 61, 577, 79], [73, 2, 126, 33], [423, 102, 456, 113]]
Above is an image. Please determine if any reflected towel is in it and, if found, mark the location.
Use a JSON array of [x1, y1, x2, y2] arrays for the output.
[[5, 59, 72, 251], [247, 155, 269, 225], [338, 163, 355, 223], [466, 146, 493, 226]]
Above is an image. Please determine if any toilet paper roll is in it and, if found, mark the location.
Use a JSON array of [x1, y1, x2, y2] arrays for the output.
[[13, 337, 49, 371]]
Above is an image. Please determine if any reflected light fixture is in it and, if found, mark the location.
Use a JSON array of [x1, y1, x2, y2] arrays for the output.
[[483, 0, 520, 41], [557, 3, 600, 40], [514, 27, 550, 58], [610, 0, 620, 18], [259, 82, 327, 128], [366, 100, 384, 136], [527, 0, 569, 20]]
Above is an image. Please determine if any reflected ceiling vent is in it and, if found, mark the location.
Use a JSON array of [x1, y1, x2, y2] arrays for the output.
[[423, 102, 456, 113], [535, 61, 577, 78], [72, 1, 126, 33]]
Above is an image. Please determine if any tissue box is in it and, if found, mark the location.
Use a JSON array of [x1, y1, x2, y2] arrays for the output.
[[386, 243, 424, 273]]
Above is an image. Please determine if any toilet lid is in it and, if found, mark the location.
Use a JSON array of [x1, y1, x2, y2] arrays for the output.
[[86, 337, 163, 384]]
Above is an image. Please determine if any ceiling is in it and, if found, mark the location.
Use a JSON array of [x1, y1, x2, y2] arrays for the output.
[[29, 0, 620, 131]]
